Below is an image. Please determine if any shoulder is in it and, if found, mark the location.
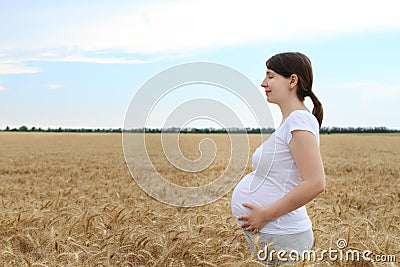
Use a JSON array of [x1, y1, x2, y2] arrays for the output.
[[277, 110, 319, 145], [286, 110, 319, 129]]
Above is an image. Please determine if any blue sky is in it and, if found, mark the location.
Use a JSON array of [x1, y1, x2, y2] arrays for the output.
[[1, 0, 399, 129]]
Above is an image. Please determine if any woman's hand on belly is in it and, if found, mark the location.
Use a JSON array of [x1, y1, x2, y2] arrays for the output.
[[238, 203, 272, 234]]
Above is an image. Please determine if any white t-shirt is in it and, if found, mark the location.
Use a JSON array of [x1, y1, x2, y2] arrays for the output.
[[231, 110, 319, 234]]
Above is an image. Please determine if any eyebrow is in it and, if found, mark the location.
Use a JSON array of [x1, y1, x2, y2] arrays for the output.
[[266, 70, 274, 75]]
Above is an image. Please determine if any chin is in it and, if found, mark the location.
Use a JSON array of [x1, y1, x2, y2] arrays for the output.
[[266, 97, 277, 104]]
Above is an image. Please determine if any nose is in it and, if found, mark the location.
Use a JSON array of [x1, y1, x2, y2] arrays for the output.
[[261, 77, 268, 88]]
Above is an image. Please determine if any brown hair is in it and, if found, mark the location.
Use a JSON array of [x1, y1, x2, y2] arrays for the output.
[[266, 52, 323, 128]]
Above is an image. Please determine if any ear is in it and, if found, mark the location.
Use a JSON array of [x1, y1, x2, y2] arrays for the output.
[[289, 74, 298, 88]]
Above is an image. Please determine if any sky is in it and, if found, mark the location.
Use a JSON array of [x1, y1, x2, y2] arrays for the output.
[[1, 0, 399, 130]]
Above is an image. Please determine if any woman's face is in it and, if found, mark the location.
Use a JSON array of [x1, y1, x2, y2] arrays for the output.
[[261, 69, 291, 104]]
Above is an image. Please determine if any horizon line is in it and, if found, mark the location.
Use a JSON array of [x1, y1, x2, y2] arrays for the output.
[[2, 125, 399, 133]]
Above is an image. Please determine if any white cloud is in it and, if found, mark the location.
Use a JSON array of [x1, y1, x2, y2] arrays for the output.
[[0, 51, 188, 66], [0, 80, 6, 91], [53, 55, 177, 64], [341, 82, 400, 104], [48, 84, 64, 90], [0, 0, 399, 61], [0, 63, 41, 74]]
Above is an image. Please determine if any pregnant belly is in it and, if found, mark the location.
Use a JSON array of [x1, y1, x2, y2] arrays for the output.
[[231, 172, 268, 226], [231, 172, 281, 225], [231, 172, 312, 234]]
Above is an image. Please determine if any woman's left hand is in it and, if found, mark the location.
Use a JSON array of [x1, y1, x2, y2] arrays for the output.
[[238, 203, 270, 234]]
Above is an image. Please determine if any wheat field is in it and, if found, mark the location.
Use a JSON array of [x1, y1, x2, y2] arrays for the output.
[[0, 132, 399, 266]]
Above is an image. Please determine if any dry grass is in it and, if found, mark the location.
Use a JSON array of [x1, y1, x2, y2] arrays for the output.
[[0, 132, 399, 266]]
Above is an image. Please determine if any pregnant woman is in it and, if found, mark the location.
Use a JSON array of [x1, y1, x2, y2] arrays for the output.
[[231, 52, 326, 265]]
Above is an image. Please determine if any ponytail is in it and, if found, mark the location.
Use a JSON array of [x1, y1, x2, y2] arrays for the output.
[[309, 91, 323, 128]]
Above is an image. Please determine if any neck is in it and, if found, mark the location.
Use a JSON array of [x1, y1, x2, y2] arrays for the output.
[[278, 100, 308, 123]]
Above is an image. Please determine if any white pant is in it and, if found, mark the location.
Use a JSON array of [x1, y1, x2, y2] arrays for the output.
[[243, 228, 314, 266]]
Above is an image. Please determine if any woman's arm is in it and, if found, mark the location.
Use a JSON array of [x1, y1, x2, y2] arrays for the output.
[[238, 130, 326, 233]]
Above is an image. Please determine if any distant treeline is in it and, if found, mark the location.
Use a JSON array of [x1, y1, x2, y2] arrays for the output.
[[1, 125, 399, 134], [1, 126, 122, 133]]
